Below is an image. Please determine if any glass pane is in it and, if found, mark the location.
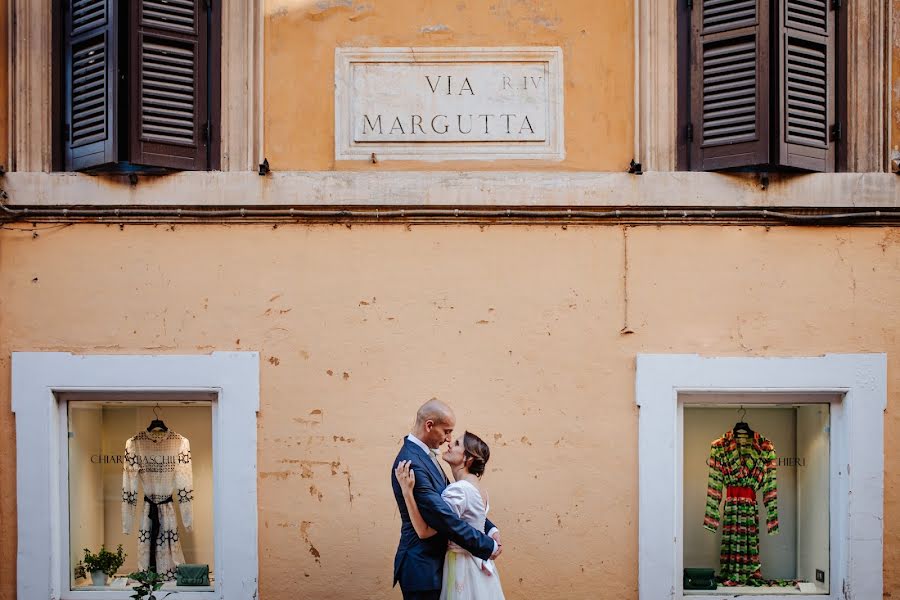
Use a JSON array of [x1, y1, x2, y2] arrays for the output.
[[67, 401, 214, 591], [683, 404, 830, 595]]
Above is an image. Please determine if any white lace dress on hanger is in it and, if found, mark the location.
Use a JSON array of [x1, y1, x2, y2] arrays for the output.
[[121, 430, 194, 580]]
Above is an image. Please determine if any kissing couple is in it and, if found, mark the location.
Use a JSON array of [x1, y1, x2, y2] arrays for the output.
[[391, 399, 506, 600]]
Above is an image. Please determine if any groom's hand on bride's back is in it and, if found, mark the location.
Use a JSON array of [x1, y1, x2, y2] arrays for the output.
[[489, 531, 503, 559]]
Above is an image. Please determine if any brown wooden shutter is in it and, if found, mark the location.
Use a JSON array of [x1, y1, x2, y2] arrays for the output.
[[129, 0, 208, 170], [777, 0, 835, 171], [64, 0, 120, 171], [690, 0, 770, 170]]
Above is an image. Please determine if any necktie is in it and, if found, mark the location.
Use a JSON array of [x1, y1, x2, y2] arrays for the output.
[[430, 449, 449, 484]]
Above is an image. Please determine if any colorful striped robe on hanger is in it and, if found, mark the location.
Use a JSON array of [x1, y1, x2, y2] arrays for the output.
[[703, 430, 779, 587]]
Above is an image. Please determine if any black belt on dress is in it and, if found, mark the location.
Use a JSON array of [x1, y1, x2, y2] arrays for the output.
[[145, 495, 174, 571]]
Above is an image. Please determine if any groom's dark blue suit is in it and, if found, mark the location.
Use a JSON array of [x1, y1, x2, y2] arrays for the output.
[[391, 437, 496, 599]]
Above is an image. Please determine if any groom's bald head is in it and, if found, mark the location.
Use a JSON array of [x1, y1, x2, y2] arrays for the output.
[[414, 399, 456, 449], [416, 399, 453, 427]]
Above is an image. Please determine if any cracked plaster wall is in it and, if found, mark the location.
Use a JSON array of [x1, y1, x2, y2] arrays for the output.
[[0, 224, 899, 598]]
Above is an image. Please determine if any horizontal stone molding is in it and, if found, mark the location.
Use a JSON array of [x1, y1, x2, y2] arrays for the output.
[[2, 171, 898, 208]]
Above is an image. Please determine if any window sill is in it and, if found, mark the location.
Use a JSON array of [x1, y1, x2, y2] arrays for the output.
[[2, 171, 898, 209]]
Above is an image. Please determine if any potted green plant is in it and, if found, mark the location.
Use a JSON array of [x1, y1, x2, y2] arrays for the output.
[[129, 568, 173, 600], [82, 545, 126, 587]]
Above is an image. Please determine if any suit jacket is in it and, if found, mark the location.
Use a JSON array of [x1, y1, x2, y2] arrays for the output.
[[391, 437, 497, 592]]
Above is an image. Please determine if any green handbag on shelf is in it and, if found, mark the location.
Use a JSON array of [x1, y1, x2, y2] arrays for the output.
[[175, 564, 210, 586], [683, 567, 717, 590]]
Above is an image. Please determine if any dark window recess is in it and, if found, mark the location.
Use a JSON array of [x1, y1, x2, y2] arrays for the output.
[[61, 0, 217, 173], [684, 0, 837, 172]]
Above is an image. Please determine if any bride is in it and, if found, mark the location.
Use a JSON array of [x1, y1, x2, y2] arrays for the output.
[[395, 431, 506, 600]]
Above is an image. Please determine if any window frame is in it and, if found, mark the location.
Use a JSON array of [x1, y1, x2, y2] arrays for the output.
[[11, 0, 261, 173], [635, 353, 886, 600], [635, 0, 888, 173], [52, 0, 221, 173], [11, 352, 259, 600], [677, 0, 839, 173]]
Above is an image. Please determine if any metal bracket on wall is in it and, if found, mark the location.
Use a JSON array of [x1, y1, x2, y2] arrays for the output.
[[628, 159, 643, 175]]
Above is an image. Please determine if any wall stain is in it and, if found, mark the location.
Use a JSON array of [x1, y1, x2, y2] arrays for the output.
[[309, 485, 323, 501], [342, 465, 354, 506], [300, 521, 321, 564], [267, 459, 341, 479], [268, 356, 280, 366]]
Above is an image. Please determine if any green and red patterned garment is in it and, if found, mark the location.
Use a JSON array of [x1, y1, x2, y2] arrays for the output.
[[703, 430, 779, 587]]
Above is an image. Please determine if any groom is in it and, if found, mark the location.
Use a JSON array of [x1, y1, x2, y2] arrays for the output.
[[391, 399, 501, 600]]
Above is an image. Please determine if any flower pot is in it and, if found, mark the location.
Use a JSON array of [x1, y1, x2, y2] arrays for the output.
[[90, 570, 107, 586]]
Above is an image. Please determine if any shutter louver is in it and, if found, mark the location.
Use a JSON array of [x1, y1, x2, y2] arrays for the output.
[[778, 0, 834, 171], [130, 0, 208, 170], [141, 40, 196, 145], [690, 0, 770, 170], [64, 0, 119, 171]]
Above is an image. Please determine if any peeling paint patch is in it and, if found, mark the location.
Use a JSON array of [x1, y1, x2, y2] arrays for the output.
[[268, 356, 280, 366], [521, 436, 532, 446], [421, 24, 451, 34], [260, 471, 290, 480], [333, 435, 355, 443], [532, 16, 559, 29], [326, 369, 334, 376], [293, 408, 324, 426], [342, 371, 350, 380], [306, 0, 371, 21]]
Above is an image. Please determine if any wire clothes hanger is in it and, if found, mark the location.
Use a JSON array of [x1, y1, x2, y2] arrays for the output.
[[733, 405, 753, 436], [147, 403, 168, 432]]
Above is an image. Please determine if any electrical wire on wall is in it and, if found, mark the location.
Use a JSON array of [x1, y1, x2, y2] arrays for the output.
[[1, 198, 899, 227]]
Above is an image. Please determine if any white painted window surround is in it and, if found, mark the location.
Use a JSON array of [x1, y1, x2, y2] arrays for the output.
[[11, 352, 260, 600], [635, 354, 886, 600]]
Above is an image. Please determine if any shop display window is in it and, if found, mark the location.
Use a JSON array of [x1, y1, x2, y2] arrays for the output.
[[683, 404, 830, 595], [67, 401, 214, 592]]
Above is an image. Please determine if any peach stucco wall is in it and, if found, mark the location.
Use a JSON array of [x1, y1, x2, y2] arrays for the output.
[[264, 0, 634, 171], [0, 224, 898, 599]]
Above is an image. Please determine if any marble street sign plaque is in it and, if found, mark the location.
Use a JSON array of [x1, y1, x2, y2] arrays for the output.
[[334, 47, 564, 161]]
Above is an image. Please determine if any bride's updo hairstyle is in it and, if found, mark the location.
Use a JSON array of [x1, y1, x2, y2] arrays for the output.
[[463, 431, 491, 478]]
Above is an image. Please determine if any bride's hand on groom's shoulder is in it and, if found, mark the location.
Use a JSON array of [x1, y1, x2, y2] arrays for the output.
[[395, 460, 416, 493]]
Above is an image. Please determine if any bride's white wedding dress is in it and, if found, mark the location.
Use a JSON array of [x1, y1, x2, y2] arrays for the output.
[[439, 480, 506, 600]]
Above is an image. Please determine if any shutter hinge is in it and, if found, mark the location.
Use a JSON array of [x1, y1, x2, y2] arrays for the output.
[[64, 123, 71, 143], [687, 0, 693, 8], [687, 123, 694, 143], [830, 123, 841, 142], [831, 0, 841, 10], [202, 121, 211, 143], [205, 0, 212, 10]]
